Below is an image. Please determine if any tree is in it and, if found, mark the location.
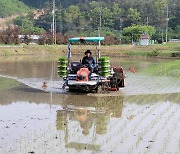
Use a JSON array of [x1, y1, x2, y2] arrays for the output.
[[88, 1, 101, 29], [102, 7, 113, 27], [173, 25, 180, 39], [169, 0, 180, 30], [14, 17, 45, 34], [122, 25, 155, 43], [1, 0, 179, 43], [112, 3, 124, 30], [64, 5, 82, 27], [125, 8, 141, 27], [34, 13, 52, 32], [21, 19, 34, 33]]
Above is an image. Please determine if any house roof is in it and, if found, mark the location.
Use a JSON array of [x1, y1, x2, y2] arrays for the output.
[[140, 35, 149, 39]]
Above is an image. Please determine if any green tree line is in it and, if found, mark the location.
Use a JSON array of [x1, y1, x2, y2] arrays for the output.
[[1, 0, 179, 44]]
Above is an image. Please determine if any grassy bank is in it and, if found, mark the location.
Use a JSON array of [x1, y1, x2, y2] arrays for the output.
[[0, 43, 180, 58], [0, 77, 20, 91], [0, 45, 66, 56], [142, 60, 180, 80]]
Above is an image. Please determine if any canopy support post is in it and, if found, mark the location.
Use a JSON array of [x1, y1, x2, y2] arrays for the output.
[[67, 44, 71, 67], [98, 41, 101, 59], [96, 45, 98, 64]]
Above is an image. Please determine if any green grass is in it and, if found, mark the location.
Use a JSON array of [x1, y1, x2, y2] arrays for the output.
[[125, 93, 180, 104], [142, 60, 180, 80], [0, 77, 20, 91], [124, 43, 180, 58], [0, 43, 180, 58], [0, 0, 30, 18]]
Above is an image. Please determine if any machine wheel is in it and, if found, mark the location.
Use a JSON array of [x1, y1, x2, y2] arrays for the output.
[[68, 87, 76, 92], [95, 85, 102, 93], [95, 83, 109, 93], [118, 79, 125, 88]]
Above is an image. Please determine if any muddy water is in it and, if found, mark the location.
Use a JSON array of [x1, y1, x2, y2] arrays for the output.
[[0, 56, 180, 154]]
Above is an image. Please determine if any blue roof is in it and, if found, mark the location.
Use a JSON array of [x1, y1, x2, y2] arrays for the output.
[[68, 37, 104, 43]]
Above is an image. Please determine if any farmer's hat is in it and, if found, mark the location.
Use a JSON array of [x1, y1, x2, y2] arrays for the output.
[[84, 50, 92, 55]]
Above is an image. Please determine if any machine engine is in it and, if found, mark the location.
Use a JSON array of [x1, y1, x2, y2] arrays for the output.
[[76, 68, 90, 81]]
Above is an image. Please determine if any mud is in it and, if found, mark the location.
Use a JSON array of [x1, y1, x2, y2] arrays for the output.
[[0, 56, 180, 154]]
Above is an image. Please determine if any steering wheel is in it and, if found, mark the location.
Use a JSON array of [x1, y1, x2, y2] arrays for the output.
[[81, 64, 89, 68]]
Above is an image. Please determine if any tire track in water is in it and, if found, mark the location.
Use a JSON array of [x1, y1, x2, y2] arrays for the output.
[[104, 102, 180, 154], [1, 72, 180, 96], [122, 72, 180, 95], [135, 103, 179, 154], [109, 103, 162, 153], [0, 74, 66, 93], [1, 102, 179, 154]]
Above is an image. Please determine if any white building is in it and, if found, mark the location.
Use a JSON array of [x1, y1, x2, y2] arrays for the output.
[[18, 35, 40, 44], [139, 35, 150, 46]]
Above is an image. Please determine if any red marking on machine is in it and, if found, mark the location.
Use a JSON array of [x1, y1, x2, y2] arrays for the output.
[[108, 88, 118, 91], [76, 68, 90, 82]]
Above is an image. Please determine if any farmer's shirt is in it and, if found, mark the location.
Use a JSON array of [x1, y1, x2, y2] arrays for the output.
[[82, 56, 96, 68]]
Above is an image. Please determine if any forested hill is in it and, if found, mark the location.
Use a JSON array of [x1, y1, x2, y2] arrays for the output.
[[1, 0, 179, 43], [0, 0, 30, 18], [18, 0, 179, 30]]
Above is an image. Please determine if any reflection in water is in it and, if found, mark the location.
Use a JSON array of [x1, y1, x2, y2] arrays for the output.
[[56, 96, 123, 152], [0, 91, 179, 153]]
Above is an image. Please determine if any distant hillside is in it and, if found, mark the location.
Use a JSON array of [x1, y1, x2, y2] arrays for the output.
[[19, 0, 48, 8], [0, 0, 30, 18], [19, 0, 108, 8], [0, 0, 179, 42]]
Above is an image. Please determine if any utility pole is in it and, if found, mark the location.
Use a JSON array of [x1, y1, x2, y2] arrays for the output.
[[146, 16, 149, 26], [59, 0, 62, 34], [55, 18, 57, 44], [98, 3, 102, 37], [52, 0, 56, 44], [165, 5, 169, 43]]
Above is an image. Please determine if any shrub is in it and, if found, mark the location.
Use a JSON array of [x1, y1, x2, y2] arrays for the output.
[[0, 26, 20, 44]]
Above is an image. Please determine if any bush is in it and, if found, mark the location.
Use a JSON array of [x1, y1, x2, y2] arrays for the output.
[[24, 35, 32, 45], [104, 35, 116, 45], [38, 36, 46, 45], [0, 26, 20, 44], [56, 33, 67, 44], [38, 33, 68, 45], [37, 33, 53, 45], [45, 33, 53, 45]]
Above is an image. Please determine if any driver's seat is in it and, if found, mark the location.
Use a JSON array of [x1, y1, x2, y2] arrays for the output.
[[70, 62, 82, 74]]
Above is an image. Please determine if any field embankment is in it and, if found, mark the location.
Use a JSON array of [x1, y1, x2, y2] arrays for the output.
[[0, 43, 180, 58], [142, 60, 180, 80], [0, 77, 20, 91]]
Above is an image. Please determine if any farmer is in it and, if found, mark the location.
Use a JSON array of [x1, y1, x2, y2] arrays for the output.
[[82, 50, 96, 72]]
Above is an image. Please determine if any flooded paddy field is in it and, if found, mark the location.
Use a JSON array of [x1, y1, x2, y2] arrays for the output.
[[0, 56, 180, 154]]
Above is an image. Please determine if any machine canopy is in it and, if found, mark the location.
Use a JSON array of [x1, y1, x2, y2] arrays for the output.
[[68, 37, 104, 43]]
